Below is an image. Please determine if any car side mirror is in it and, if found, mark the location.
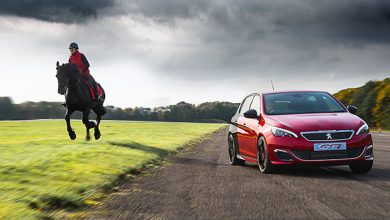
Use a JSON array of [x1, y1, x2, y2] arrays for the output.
[[347, 105, 358, 114], [244, 109, 259, 119]]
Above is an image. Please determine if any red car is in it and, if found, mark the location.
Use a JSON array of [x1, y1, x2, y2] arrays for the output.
[[228, 91, 373, 174]]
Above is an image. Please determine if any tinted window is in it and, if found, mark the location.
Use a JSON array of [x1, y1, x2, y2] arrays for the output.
[[322, 95, 344, 111], [250, 95, 261, 115], [264, 92, 346, 115], [239, 95, 254, 115]]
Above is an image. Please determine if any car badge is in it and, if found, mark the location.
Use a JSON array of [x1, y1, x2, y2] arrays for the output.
[[326, 133, 332, 140]]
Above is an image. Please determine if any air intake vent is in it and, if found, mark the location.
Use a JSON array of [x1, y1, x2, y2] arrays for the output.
[[291, 147, 364, 160], [365, 146, 373, 158], [274, 150, 294, 161]]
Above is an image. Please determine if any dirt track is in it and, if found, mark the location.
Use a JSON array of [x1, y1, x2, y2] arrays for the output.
[[92, 129, 390, 219]]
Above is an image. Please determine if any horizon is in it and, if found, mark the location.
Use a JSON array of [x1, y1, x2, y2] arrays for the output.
[[1, 0, 389, 108], [2, 76, 387, 109]]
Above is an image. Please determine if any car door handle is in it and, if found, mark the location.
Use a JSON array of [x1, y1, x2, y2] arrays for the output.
[[243, 123, 246, 126]]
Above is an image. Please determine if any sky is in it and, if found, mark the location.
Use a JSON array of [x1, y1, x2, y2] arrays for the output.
[[0, 0, 389, 108]]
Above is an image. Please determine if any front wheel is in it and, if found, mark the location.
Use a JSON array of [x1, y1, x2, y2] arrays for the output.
[[349, 160, 373, 173], [228, 134, 245, 165], [257, 137, 276, 174]]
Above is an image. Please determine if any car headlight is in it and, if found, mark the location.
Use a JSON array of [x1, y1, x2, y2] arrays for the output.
[[356, 123, 370, 135], [271, 127, 298, 138]]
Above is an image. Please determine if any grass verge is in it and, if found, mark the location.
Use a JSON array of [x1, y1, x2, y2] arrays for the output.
[[0, 120, 226, 219]]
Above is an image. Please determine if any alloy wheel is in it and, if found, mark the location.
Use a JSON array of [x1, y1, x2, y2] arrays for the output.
[[228, 135, 235, 163], [258, 141, 266, 171]]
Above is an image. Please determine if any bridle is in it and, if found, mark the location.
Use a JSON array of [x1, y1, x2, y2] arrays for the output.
[[58, 66, 80, 90]]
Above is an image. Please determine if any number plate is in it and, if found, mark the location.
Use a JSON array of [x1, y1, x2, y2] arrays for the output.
[[314, 142, 346, 151]]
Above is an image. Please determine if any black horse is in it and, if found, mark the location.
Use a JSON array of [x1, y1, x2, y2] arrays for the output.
[[56, 61, 106, 141]]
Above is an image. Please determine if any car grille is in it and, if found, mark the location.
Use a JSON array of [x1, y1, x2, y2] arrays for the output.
[[291, 147, 364, 160], [301, 130, 354, 141], [274, 150, 294, 161]]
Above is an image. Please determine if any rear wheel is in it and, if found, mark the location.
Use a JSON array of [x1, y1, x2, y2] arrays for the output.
[[349, 160, 373, 173], [257, 137, 276, 174], [228, 134, 245, 165]]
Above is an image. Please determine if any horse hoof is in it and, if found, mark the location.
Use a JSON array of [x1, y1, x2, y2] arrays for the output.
[[94, 133, 101, 140], [85, 136, 91, 141], [69, 131, 76, 140]]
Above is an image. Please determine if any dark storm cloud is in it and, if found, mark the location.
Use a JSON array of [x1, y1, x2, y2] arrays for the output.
[[117, 0, 390, 79], [266, 0, 390, 45], [0, 0, 114, 23], [125, 0, 390, 45], [2, 0, 388, 80], [2, 0, 390, 44]]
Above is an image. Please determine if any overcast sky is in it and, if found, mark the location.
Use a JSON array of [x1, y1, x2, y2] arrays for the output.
[[0, 0, 389, 107]]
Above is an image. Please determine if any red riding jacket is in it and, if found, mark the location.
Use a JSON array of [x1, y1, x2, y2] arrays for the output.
[[69, 51, 90, 74]]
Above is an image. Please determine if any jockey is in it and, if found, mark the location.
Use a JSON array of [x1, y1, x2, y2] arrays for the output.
[[68, 42, 100, 102]]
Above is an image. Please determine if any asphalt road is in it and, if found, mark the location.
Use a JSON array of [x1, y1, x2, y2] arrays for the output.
[[92, 129, 390, 219]]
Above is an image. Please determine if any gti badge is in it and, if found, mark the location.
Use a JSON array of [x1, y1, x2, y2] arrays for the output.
[[326, 133, 332, 140]]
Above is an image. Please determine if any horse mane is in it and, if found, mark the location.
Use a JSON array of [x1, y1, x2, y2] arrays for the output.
[[61, 63, 81, 78]]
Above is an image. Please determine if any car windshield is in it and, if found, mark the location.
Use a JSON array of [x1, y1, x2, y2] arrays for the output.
[[264, 92, 347, 115]]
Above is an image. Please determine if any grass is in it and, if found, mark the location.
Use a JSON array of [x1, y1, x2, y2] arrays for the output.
[[370, 128, 390, 132], [0, 120, 225, 219]]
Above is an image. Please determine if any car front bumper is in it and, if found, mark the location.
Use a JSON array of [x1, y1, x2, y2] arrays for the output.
[[264, 132, 374, 165]]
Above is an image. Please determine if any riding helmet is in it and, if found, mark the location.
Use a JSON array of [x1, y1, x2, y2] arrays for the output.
[[69, 42, 79, 49]]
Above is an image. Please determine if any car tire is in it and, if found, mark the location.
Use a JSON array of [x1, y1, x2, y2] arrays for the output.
[[349, 160, 373, 173], [257, 137, 276, 174], [228, 134, 245, 165]]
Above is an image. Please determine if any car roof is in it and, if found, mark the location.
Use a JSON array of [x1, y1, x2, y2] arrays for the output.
[[258, 90, 329, 95]]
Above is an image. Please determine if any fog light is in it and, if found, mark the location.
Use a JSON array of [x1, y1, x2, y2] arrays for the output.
[[365, 145, 373, 159]]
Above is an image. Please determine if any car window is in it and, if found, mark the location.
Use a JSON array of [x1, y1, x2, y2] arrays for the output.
[[264, 92, 346, 115], [239, 95, 254, 115], [321, 95, 343, 111], [250, 95, 261, 115]]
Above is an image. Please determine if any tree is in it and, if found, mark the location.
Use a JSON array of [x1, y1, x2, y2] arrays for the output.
[[0, 97, 16, 120], [334, 78, 390, 129]]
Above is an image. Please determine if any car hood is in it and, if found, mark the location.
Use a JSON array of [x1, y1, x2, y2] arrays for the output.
[[266, 113, 364, 132]]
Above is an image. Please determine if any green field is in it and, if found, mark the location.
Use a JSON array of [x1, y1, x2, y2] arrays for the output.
[[0, 120, 225, 219]]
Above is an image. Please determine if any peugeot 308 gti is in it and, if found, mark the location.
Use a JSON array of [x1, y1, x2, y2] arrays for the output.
[[228, 91, 373, 174]]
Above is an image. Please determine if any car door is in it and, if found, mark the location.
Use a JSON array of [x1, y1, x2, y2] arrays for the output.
[[236, 95, 254, 157], [245, 94, 262, 159]]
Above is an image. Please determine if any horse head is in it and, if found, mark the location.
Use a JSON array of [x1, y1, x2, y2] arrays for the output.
[[56, 62, 81, 95], [56, 61, 68, 95]]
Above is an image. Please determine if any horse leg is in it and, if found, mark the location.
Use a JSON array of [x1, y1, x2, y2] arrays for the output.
[[82, 109, 96, 141], [65, 109, 76, 140], [94, 114, 101, 140]]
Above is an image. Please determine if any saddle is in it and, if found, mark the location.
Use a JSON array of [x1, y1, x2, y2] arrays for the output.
[[81, 78, 103, 102]]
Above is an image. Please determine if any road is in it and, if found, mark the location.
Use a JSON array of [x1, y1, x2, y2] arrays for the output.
[[92, 129, 390, 219]]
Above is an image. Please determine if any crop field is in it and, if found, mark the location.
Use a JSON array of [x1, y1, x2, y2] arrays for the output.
[[0, 120, 225, 219]]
